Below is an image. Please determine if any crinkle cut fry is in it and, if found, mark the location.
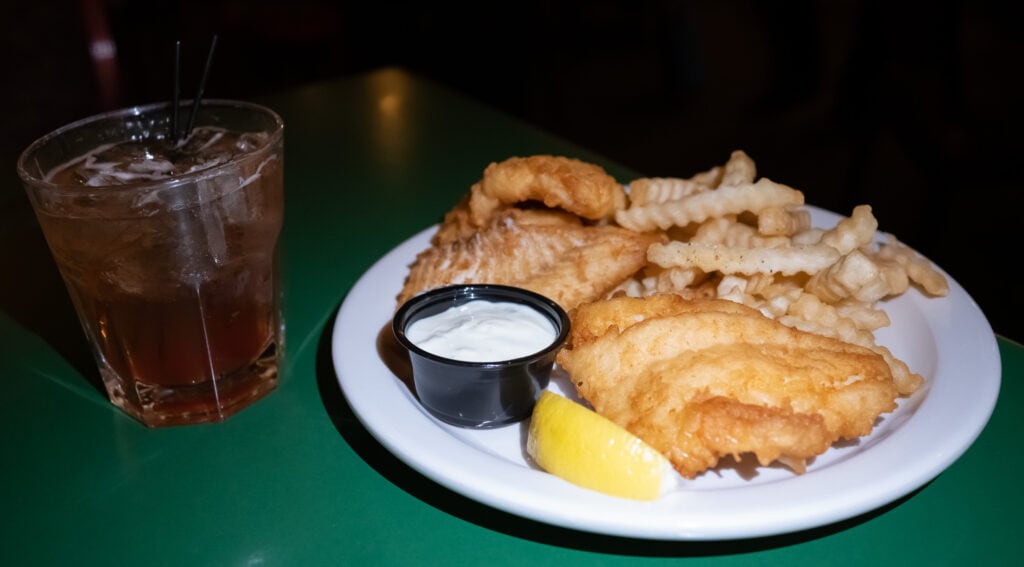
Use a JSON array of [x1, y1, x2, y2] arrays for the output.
[[820, 204, 878, 255], [648, 241, 840, 276], [757, 206, 811, 236], [690, 216, 791, 248], [615, 178, 804, 232], [627, 176, 712, 206], [805, 249, 909, 304], [721, 149, 757, 186], [876, 235, 949, 296]]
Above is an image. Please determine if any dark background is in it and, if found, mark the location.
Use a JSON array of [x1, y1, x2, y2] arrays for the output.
[[3, 0, 1022, 340]]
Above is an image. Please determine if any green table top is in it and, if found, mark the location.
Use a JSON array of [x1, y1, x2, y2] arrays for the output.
[[2, 68, 1020, 566]]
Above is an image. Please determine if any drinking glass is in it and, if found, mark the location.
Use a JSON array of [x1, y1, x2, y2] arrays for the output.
[[17, 99, 286, 427]]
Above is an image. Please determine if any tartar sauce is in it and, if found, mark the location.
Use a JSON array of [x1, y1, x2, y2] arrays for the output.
[[406, 299, 556, 362]]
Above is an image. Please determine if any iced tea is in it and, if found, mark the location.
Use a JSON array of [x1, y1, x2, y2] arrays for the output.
[[18, 100, 285, 427]]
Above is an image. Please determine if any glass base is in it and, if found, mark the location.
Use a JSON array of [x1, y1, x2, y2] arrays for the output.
[[103, 343, 279, 427]]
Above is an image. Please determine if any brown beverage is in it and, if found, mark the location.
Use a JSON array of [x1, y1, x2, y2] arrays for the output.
[[18, 101, 285, 427]]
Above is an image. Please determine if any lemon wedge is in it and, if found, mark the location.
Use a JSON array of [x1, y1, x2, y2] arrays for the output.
[[527, 390, 673, 501]]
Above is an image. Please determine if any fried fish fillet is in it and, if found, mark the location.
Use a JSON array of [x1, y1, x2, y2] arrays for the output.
[[556, 294, 901, 479], [397, 209, 664, 311], [433, 155, 628, 245]]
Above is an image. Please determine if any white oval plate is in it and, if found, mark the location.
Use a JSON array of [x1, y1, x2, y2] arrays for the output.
[[331, 207, 1001, 540]]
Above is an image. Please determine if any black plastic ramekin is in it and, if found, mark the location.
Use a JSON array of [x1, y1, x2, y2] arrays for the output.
[[392, 284, 570, 428]]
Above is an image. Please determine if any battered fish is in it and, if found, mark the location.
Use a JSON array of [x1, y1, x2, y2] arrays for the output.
[[433, 155, 628, 245], [557, 294, 901, 479], [397, 209, 664, 311]]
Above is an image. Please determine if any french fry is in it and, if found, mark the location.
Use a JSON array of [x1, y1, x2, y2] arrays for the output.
[[648, 241, 840, 276], [805, 249, 908, 304], [692, 217, 790, 248], [820, 204, 878, 255], [835, 299, 891, 331], [758, 206, 811, 236], [616, 178, 805, 232], [875, 235, 949, 296], [628, 177, 712, 206], [721, 149, 757, 186]]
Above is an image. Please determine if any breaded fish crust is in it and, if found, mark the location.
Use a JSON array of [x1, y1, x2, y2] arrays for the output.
[[557, 294, 900, 479], [468, 155, 627, 226], [397, 209, 664, 311], [432, 155, 628, 246]]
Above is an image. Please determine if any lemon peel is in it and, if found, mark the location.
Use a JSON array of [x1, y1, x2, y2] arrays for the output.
[[527, 390, 673, 501]]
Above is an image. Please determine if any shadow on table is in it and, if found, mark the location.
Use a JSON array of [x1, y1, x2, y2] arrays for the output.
[[314, 302, 926, 555]]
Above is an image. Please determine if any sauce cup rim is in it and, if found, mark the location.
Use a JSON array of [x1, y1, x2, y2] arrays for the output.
[[392, 283, 570, 368]]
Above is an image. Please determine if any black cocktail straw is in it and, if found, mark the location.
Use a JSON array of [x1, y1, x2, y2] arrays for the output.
[[183, 34, 219, 141], [172, 40, 181, 142]]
